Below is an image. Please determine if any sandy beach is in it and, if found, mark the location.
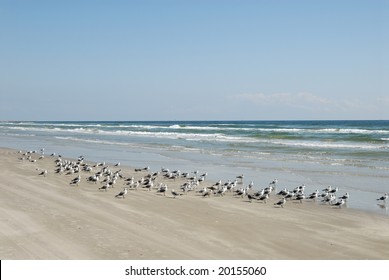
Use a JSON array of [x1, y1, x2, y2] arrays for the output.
[[0, 147, 388, 260]]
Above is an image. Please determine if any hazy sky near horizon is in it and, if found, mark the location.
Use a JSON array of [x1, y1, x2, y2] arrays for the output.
[[1, 0, 388, 121]]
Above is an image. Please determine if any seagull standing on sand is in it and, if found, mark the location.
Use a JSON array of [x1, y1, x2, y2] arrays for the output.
[[274, 198, 286, 208], [332, 199, 345, 208], [202, 189, 211, 198], [295, 193, 305, 203], [307, 191, 318, 201], [39, 169, 48, 177], [70, 175, 81, 186], [157, 184, 168, 196], [171, 189, 183, 198], [115, 188, 128, 198], [258, 193, 269, 203], [329, 187, 339, 194], [247, 193, 255, 203], [277, 188, 288, 196], [99, 182, 109, 191]]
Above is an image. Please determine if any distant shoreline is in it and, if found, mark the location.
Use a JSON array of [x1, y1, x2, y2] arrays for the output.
[[1, 120, 389, 216]]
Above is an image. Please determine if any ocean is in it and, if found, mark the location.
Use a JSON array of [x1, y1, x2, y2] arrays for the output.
[[1, 120, 388, 215]]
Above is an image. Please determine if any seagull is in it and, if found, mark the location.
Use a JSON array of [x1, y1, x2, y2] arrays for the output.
[[227, 180, 237, 192], [376, 193, 388, 203], [70, 175, 81, 186], [157, 184, 168, 196], [236, 174, 244, 183], [98, 183, 109, 191], [215, 186, 227, 197], [307, 191, 318, 201], [212, 180, 222, 188], [254, 189, 265, 197], [202, 189, 211, 198], [338, 192, 350, 201], [332, 199, 345, 208], [131, 181, 140, 190], [247, 193, 255, 203], [39, 169, 48, 177], [293, 184, 305, 193], [257, 193, 269, 203], [277, 188, 288, 196], [87, 175, 99, 184], [198, 175, 206, 183], [269, 179, 278, 186], [295, 194, 305, 203], [274, 198, 286, 208], [322, 194, 336, 205], [234, 188, 246, 198], [319, 191, 329, 199], [143, 180, 154, 191], [264, 185, 274, 195], [171, 189, 183, 198], [115, 188, 128, 198], [284, 192, 295, 200], [329, 187, 339, 194]]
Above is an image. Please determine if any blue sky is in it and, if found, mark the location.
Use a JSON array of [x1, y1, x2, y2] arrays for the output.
[[1, 0, 388, 120]]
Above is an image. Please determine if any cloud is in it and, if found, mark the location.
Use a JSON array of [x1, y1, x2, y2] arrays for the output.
[[233, 92, 332, 110], [376, 96, 389, 105], [230, 92, 389, 119]]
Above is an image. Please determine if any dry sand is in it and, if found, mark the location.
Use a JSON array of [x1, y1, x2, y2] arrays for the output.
[[1, 147, 388, 260]]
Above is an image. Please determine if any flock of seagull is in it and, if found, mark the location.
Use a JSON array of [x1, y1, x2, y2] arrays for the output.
[[19, 149, 389, 209]]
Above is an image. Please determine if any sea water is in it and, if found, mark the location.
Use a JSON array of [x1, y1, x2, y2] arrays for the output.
[[1, 120, 388, 215]]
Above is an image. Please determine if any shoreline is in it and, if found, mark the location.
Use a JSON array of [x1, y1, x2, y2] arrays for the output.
[[1, 146, 389, 259]]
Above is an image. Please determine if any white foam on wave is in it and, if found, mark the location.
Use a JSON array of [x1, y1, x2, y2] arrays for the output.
[[6, 125, 389, 150], [0, 132, 36, 137], [4, 121, 389, 137], [270, 139, 388, 150], [317, 128, 389, 134]]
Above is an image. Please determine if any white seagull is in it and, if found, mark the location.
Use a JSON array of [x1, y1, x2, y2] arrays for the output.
[[236, 174, 244, 183], [247, 193, 256, 203], [333, 199, 345, 208], [274, 198, 286, 208], [258, 193, 269, 203], [39, 169, 48, 177], [376, 193, 388, 203], [70, 175, 81, 186], [338, 192, 350, 201], [115, 188, 128, 198], [171, 189, 183, 198], [157, 184, 168, 196], [99, 183, 109, 191], [269, 179, 278, 187]]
